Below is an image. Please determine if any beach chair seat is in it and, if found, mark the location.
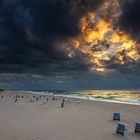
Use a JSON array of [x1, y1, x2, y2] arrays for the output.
[[135, 122, 140, 133], [116, 122, 128, 136], [113, 112, 120, 121]]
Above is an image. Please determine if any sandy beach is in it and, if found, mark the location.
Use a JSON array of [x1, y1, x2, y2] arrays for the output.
[[0, 90, 140, 140]]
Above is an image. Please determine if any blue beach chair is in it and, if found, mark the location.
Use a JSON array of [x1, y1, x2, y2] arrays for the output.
[[113, 112, 120, 121], [116, 122, 128, 136], [135, 122, 140, 133]]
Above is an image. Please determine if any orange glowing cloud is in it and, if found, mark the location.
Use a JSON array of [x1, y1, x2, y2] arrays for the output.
[[70, 0, 140, 72]]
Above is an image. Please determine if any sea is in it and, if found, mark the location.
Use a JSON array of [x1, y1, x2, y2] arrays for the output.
[[27, 90, 140, 105]]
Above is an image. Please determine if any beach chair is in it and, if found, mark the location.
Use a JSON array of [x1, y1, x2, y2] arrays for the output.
[[135, 122, 140, 133], [55, 97, 59, 101], [43, 99, 47, 105], [52, 97, 55, 101], [113, 112, 120, 121], [15, 98, 17, 103], [116, 122, 128, 136], [61, 101, 64, 108], [76, 101, 81, 107], [30, 99, 34, 103], [61, 99, 65, 108]]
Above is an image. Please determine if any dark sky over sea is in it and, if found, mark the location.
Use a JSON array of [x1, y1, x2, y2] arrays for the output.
[[0, 0, 140, 90]]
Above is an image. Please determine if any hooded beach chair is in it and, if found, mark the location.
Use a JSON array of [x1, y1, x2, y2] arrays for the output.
[[113, 112, 120, 121], [116, 122, 128, 136], [61, 99, 66, 108], [135, 122, 140, 133], [76, 101, 81, 107]]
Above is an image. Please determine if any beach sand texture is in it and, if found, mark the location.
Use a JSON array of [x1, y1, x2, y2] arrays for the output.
[[0, 90, 140, 140]]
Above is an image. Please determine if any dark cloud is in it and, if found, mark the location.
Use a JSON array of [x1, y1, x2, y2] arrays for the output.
[[119, 0, 140, 36], [0, 0, 103, 75], [1, 71, 140, 90], [0, 0, 140, 89]]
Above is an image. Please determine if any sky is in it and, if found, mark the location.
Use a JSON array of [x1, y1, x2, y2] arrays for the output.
[[0, 0, 140, 90]]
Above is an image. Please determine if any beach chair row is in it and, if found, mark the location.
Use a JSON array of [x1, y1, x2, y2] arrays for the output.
[[113, 112, 140, 136]]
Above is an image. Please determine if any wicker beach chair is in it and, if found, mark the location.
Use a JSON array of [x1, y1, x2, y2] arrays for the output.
[[116, 122, 128, 136], [76, 101, 81, 107], [113, 112, 120, 121], [61, 99, 65, 108], [135, 122, 140, 133]]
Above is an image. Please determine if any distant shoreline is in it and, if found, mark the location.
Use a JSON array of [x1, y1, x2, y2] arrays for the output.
[[20, 90, 140, 106], [1, 89, 140, 105]]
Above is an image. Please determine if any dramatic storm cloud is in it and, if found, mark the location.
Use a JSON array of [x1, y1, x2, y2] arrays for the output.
[[0, 0, 140, 89], [0, 0, 103, 74]]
